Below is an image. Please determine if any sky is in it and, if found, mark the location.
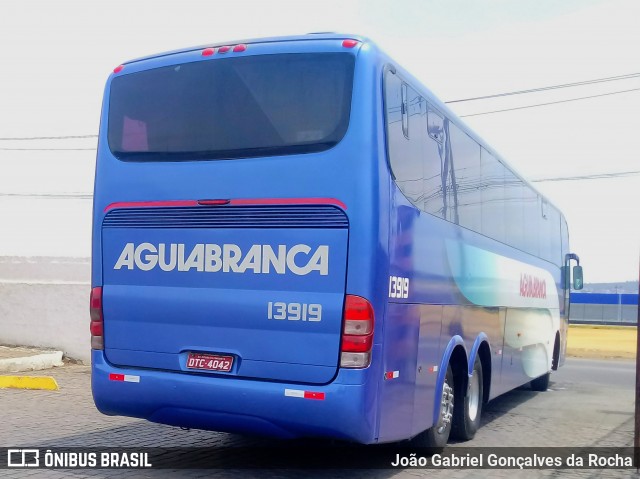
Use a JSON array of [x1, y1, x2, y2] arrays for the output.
[[0, 0, 638, 283]]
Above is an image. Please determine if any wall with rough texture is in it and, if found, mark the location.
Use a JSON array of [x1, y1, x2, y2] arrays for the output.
[[0, 257, 90, 362]]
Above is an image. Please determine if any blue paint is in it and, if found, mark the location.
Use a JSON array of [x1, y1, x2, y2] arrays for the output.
[[571, 293, 638, 306], [92, 34, 570, 445]]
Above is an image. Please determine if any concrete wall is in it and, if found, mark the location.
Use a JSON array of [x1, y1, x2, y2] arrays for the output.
[[0, 257, 90, 362], [569, 302, 638, 325]]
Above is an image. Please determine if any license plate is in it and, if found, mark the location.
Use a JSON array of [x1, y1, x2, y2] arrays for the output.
[[186, 353, 234, 372]]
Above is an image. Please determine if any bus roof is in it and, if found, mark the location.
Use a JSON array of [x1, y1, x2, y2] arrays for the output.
[[123, 33, 368, 65]]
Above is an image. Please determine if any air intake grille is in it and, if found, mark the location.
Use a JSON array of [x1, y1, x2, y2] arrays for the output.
[[102, 205, 348, 229]]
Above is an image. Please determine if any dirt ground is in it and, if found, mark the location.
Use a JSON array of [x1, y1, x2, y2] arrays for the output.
[[567, 324, 637, 359]]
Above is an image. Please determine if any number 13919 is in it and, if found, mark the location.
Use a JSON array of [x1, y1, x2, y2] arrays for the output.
[[389, 276, 409, 299], [268, 302, 322, 321]]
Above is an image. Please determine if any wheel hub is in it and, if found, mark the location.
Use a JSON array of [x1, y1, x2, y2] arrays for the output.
[[468, 372, 480, 421], [436, 380, 454, 434]]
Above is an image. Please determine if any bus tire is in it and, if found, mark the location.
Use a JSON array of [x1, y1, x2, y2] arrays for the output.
[[530, 372, 550, 391], [451, 355, 483, 441], [412, 364, 454, 448]]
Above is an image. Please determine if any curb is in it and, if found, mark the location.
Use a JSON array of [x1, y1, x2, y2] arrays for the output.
[[0, 350, 64, 373], [0, 375, 59, 390]]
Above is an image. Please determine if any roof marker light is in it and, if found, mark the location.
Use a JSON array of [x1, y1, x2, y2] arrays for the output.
[[233, 44, 247, 52], [197, 199, 230, 206], [218, 46, 231, 53], [202, 48, 215, 56], [342, 39, 359, 48], [113, 65, 124, 74]]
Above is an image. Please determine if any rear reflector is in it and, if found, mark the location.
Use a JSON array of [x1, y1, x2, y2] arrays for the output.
[[284, 389, 325, 400], [340, 295, 374, 368], [90, 287, 104, 350], [109, 373, 140, 383]]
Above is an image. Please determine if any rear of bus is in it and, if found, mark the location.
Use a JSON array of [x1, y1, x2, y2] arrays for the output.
[[90, 35, 387, 443]]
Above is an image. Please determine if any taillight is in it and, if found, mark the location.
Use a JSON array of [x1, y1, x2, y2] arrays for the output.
[[90, 287, 104, 350], [340, 295, 374, 368]]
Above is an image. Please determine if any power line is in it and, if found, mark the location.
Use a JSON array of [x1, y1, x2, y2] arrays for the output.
[[0, 193, 92, 199], [459, 87, 640, 118], [0, 148, 95, 151], [532, 170, 640, 183], [446, 72, 640, 104], [0, 135, 97, 141]]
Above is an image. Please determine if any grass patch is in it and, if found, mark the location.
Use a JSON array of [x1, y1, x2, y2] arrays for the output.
[[567, 324, 636, 360]]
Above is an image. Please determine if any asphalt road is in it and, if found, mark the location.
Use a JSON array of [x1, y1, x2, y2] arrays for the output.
[[0, 358, 636, 478], [554, 357, 635, 388]]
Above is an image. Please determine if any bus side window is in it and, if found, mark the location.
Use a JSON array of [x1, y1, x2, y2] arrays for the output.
[[385, 73, 425, 207], [401, 83, 409, 138], [504, 171, 525, 252], [424, 105, 446, 218], [480, 148, 506, 243], [448, 123, 481, 231], [522, 186, 540, 257], [548, 205, 562, 265], [536, 195, 550, 260]]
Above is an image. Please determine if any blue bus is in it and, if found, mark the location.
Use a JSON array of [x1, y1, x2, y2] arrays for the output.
[[91, 34, 583, 447]]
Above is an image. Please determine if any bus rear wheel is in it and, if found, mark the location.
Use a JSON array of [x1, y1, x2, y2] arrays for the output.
[[530, 372, 550, 391], [451, 355, 483, 441], [412, 364, 454, 448]]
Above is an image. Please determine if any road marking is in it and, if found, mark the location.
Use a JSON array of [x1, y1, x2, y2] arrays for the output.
[[0, 375, 59, 390]]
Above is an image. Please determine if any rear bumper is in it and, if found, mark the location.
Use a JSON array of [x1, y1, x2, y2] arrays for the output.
[[91, 350, 377, 444]]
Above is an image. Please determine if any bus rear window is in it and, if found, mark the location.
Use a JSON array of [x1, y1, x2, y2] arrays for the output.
[[107, 53, 355, 161]]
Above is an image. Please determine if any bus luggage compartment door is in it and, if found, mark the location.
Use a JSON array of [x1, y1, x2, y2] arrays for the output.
[[100, 204, 349, 385]]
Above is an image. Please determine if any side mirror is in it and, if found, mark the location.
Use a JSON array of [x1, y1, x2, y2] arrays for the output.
[[573, 265, 584, 290]]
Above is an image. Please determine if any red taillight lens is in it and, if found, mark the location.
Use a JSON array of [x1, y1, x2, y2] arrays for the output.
[[90, 287, 104, 350], [341, 334, 372, 352], [340, 295, 374, 368], [90, 320, 103, 336], [344, 295, 374, 321], [90, 287, 102, 321]]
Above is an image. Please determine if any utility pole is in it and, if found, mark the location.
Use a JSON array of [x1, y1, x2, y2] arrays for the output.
[[635, 259, 639, 469]]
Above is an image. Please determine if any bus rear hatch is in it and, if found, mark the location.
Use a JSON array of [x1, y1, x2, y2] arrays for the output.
[[101, 203, 348, 384]]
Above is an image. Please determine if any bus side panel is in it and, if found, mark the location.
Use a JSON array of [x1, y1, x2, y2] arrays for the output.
[[377, 303, 420, 441], [498, 307, 559, 393], [411, 304, 444, 436], [441, 305, 504, 399]]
